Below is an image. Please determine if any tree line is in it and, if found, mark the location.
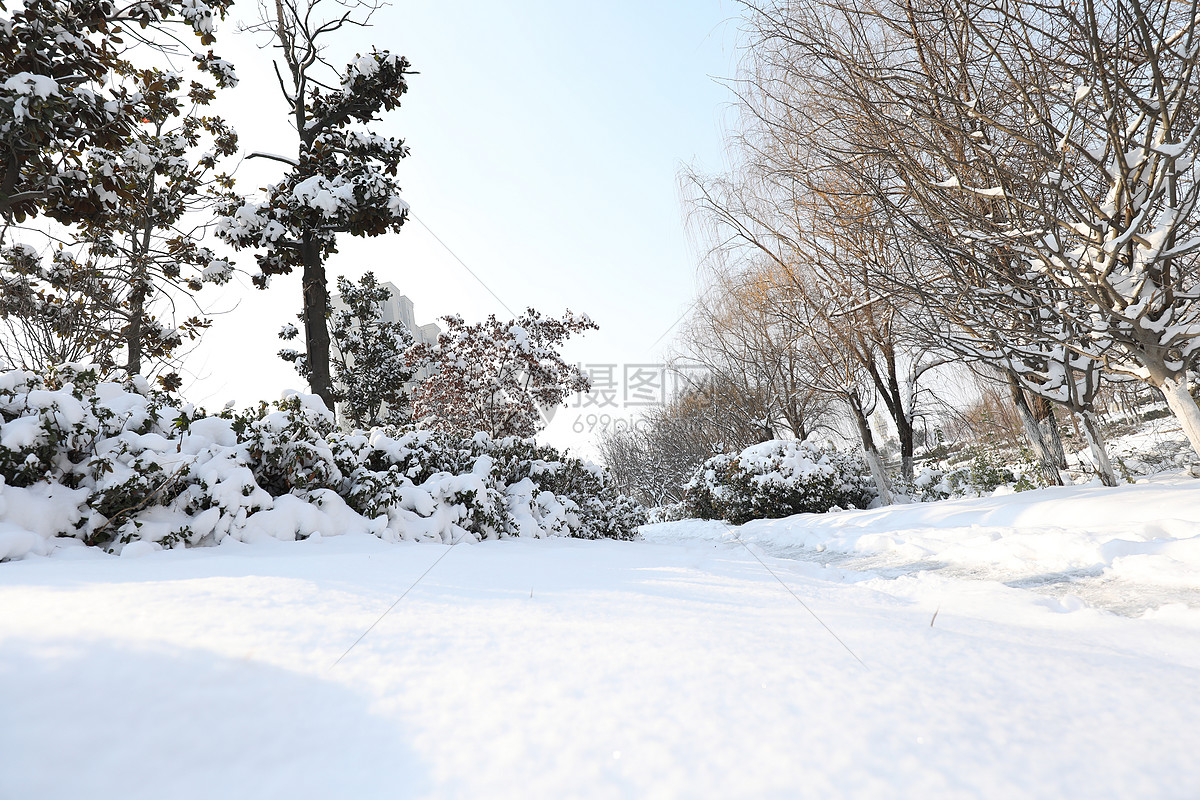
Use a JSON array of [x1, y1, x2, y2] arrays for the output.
[[0, 0, 592, 438], [604, 0, 1200, 503]]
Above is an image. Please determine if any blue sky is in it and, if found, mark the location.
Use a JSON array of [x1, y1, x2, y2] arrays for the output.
[[188, 0, 743, 451]]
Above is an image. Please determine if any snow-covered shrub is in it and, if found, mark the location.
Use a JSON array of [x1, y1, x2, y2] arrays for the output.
[[520, 448, 645, 540], [533, 439, 644, 537], [341, 433, 644, 543], [684, 440, 875, 524], [0, 365, 190, 546], [344, 432, 506, 543], [896, 466, 952, 503], [0, 368, 645, 559], [902, 444, 1045, 501], [644, 502, 690, 524], [175, 416, 274, 545], [958, 445, 1016, 494], [681, 453, 735, 521], [228, 392, 343, 497]]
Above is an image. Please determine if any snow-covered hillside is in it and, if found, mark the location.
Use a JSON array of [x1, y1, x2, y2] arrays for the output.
[[3, 476, 1199, 799]]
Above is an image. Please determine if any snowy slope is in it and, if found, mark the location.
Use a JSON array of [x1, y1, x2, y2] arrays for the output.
[[644, 472, 1200, 615], [3, 480, 1200, 799]]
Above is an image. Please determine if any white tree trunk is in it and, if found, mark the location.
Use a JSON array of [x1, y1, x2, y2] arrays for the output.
[[1040, 412, 1068, 469], [1078, 410, 1119, 487], [1160, 376, 1200, 466], [1010, 382, 1064, 486], [850, 398, 893, 505], [863, 446, 894, 505]]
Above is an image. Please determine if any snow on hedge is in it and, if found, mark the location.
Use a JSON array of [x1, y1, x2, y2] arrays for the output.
[[684, 439, 877, 524], [0, 366, 643, 560]]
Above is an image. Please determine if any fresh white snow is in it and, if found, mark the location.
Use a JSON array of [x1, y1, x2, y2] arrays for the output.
[[649, 473, 1200, 591], [3, 477, 1200, 798]]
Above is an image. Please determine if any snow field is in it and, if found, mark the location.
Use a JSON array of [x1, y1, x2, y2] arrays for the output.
[[4, 507, 1200, 799]]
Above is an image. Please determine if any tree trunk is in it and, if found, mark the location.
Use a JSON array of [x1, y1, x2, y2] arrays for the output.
[[125, 281, 146, 376], [1159, 375, 1200, 466], [125, 170, 156, 377], [1140, 354, 1200, 467], [1078, 410, 1119, 487], [1033, 396, 1069, 469], [870, 354, 915, 482], [784, 398, 808, 442], [300, 238, 334, 411], [850, 398, 893, 504], [1007, 373, 1063, 485], [895, 411, 914, 484]]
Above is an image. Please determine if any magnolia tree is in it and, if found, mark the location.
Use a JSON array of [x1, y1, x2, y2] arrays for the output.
[[0, 67, 238, 384], [69, 64, 236, 384], [217, 0, 413, 411], [409, 309, 597, 438], [0, 0, 236, 384], [0, 0, 232, 224]]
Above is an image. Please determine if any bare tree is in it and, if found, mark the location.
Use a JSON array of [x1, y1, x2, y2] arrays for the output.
[[596, 385, 746, 507], [683, 159, 944, 483], [0, 245, 120, 370], [672, 264, 836, 445], [781, 266, 900, 501], [738, 0, 1200, 476]]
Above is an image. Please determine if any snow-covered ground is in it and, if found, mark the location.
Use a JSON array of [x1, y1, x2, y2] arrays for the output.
[[646, 472, 1200, 616], [3, 476, 1200, 798]]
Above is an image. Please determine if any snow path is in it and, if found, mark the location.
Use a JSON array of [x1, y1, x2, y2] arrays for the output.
[[643, 474, 1200, 617], [3, 528, 1200, 798], [712, 535, 1200, 618]]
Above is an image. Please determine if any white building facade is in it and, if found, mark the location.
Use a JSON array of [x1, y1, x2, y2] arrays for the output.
[[331, 281, 441, 346]]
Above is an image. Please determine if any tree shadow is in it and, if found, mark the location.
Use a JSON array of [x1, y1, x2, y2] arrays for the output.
[[0, 637, 431, 800]]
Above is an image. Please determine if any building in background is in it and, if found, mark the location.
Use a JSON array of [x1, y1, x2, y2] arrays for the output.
[[329, 282, 441, 428], [332, 281, 441, 346]]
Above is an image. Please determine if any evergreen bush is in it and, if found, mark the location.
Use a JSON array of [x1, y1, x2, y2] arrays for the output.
[[0, 367, 644, 557], [683, 440, 875, 524]]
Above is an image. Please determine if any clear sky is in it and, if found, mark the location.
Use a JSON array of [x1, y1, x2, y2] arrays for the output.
[[185, 0, 744, 453]]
